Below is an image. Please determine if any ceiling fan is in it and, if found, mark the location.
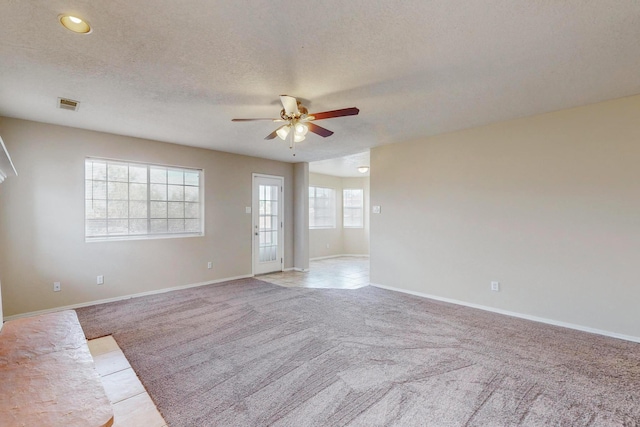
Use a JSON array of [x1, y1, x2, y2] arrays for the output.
[[232, 95, 359, 150]]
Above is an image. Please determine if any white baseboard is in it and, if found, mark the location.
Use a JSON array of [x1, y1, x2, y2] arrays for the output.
[[370, 282, 640, 344], [3, 274, 254, 322], [310, 254, 370, 261]]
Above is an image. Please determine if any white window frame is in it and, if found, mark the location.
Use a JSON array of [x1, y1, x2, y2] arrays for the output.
[[85, 157, 204, 242], [309, 186, 336, 229], [343, 188, 364, 228]]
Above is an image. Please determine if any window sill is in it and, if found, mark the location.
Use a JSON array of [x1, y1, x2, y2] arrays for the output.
[[85, 232, 204, 243]]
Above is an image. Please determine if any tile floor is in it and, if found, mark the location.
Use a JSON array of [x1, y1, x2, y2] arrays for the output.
[[260, 256, 370, 289], [86, 256, 369, 426], [87, 336, 167, 427]]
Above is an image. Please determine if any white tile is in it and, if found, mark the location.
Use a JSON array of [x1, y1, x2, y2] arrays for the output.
[[93, 349, 131, 377], [112, 392, 166, 427], [101, 367, 146, 404], [87, 336, 119, 357], [259, 257, 370, 290]]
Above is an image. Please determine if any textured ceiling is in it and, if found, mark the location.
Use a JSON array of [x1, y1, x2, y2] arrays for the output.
[[1, 1, 640, 163], [310, 151, 370, 178]]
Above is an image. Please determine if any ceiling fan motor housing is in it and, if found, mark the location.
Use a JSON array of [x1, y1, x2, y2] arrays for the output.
[[280, 103, 308, 120]]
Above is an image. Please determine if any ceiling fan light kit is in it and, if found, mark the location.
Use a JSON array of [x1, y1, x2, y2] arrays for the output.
[[295, 122, 308, 136], [293, 132, 305, 144], [275, 126, 290, 140], [232, 95, 359, 153]]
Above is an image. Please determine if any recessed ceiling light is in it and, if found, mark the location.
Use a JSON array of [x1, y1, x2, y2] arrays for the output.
[[59, 14, 92, 34]]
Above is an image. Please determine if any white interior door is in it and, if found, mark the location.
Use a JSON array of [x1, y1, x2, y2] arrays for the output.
[[253, 174, 284, 275]]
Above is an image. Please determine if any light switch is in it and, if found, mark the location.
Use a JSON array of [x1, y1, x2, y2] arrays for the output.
[[245, 207, 251, 214], [373, 205, 381, 214]]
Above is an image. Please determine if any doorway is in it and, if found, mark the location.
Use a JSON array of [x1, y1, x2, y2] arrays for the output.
[[252, 174, 284, 275]]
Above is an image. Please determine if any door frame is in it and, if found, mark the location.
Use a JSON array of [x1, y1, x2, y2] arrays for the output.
[[252, 173, 285, 276]]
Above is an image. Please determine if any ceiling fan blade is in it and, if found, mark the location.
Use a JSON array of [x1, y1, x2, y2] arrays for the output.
[[265, 125, 288, 140], [232, 118, 281, 122], [307, 122, 334, 138], [265, 130, 278, 140], [308, 107, 359, 121], [280, 95, 299, 116]]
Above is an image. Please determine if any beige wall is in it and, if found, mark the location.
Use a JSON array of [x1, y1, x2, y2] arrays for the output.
[[309, 173, 369, 259], [0, 117, 294, 317], [370, 95, 640, 338], [293, 163, 309, 270]]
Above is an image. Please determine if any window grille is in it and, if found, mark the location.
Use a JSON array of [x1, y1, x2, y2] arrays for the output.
[[309, 186, 336, 229], [85, 158, 203, 240], [343, 188, 364, 228]]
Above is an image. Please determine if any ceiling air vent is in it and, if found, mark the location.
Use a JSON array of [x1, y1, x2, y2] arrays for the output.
[[58, 97, 80, 111]]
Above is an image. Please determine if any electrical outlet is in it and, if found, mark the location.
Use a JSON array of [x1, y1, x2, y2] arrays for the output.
[[53, 282, 61, 292], [491, 281, 500, 292], [326, 244, 330, 249], [207, 261, 212, 269], [97, 275, 104, 285]]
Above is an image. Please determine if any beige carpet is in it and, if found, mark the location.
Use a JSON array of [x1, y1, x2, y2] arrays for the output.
[[76, 278, 640, 426]]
